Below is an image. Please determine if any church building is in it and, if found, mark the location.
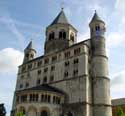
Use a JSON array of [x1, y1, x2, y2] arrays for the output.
[[11, 8, 112, 116]]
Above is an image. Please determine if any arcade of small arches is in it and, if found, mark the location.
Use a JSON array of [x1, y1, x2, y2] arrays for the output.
[[17, 106, 50, 116], [16, 91, 64, 105], [48, 30, 75, 42], [17, 106, 73, 116]]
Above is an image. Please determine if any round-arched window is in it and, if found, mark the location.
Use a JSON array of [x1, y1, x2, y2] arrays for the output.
[[59, 30, 66, 39], [41, 110, 48, 116], [49, 32, 55, 40], [67, 112, 73, 116], [70, 33, 74, 42], [43, 76, 47, 83]]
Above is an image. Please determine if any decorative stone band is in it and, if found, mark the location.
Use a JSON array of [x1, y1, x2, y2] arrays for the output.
[[62, 102, 112, 107], [92, 76, 110, 80], [92, 54, 108, 60], [49, 74, 88, 84]]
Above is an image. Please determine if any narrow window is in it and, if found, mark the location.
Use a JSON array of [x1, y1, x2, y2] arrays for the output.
[[44, 58, 49, 64], [25, 82, 29, 88], [20, 84, 23, 89], [37, 70, 41, 75], [73, 69, 78, 76], [22, 66, 26, 72], [74, 48, 81, 55], [37, 79, 41, 85], [65, 61, 70, 67], [26, 54, 29, 58], [51, 65, 55, 71], [64, 71, 68, 78], [44, 67, 48, 73], [52, 56, 57, 62], [50, 75, 54, 82], [37, 61, 42, 67], [74, 58, 79, 64], [43, 76, 47, 83], [63, 32, 66, 39], [41, 94, 44, 102], [52, 32, 55, 39], [28, 64, 32, 70], [70, 33, 74, 42], [49, 34, 52, 40], [65, 51, 70, 58], [48, 95, 51, 102], [59, 31, 63, 38]]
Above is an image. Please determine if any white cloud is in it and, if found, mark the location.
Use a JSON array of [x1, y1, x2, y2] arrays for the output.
[[0, 15, 25, 50], [107, 32, 125, 48], [0, 48, 23, 73], [115, 0, 125, 11], [111, 70, 125, 98]]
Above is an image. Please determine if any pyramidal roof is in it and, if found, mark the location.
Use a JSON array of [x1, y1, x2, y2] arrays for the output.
[[90, 11, 104, 24], [25, 40, 35, 51], [50, 8, 69, 26]]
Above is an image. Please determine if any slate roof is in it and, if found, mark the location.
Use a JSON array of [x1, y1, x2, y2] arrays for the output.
[[17, 84, 65, 95], [24, 40, 36, 52], [50, 9, 69, 26], [90, 11, 104, 24]]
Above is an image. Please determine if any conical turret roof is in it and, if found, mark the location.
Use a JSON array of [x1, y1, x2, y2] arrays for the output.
[[50, 9, 69, 26], [90, 11, 105, 24], [24, 40, 36, 52]]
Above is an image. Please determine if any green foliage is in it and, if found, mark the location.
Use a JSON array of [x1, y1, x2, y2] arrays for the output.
[[16, 112, 24, 116], [116, 107, 125, 116]]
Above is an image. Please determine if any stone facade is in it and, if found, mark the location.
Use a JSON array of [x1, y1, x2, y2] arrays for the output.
[[11, 9, 112, 116]]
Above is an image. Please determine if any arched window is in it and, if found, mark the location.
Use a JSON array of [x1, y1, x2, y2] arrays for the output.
[[59, 31, 63, 38], [63, 32, 66, 39], [49, 32, 55, 40], [48, 95, 50, 102], [25, 82, 29, 88], [30, 54, 34, 58], [49, 34, 52, 40], [43, 76, 47, 83], [70, 33, 74, 42], [59, 30, 66, 39], [41, 110, 48, 116], [26, 53, 29, 58], [95, 25, 100, 31], [37, 79, 41, 85], [53, 96, 56, 103], [51, 32, 55, 39]]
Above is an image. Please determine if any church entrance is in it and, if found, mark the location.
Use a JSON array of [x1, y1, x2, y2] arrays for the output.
[[67, 112, 73, 116], [41, 110, 48, 116]]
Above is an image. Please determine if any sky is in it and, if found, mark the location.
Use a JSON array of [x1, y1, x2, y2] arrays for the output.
[[0, 0, 125, 116]]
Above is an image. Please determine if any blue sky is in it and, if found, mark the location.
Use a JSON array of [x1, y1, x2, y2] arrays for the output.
[[0, 0, 125, 116]]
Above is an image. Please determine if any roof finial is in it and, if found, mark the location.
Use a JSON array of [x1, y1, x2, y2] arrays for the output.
[[95, 10, 97, 13], [30, 38, 33, 41], [61, 0, 64, 11]]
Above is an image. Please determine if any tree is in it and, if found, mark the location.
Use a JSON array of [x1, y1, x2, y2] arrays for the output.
[[0, 104, 6, 116], [16, 112, 24, 116], [116, 107, 125, 116]]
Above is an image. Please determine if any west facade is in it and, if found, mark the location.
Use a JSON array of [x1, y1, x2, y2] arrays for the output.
[[11, 9, 112, 116]]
